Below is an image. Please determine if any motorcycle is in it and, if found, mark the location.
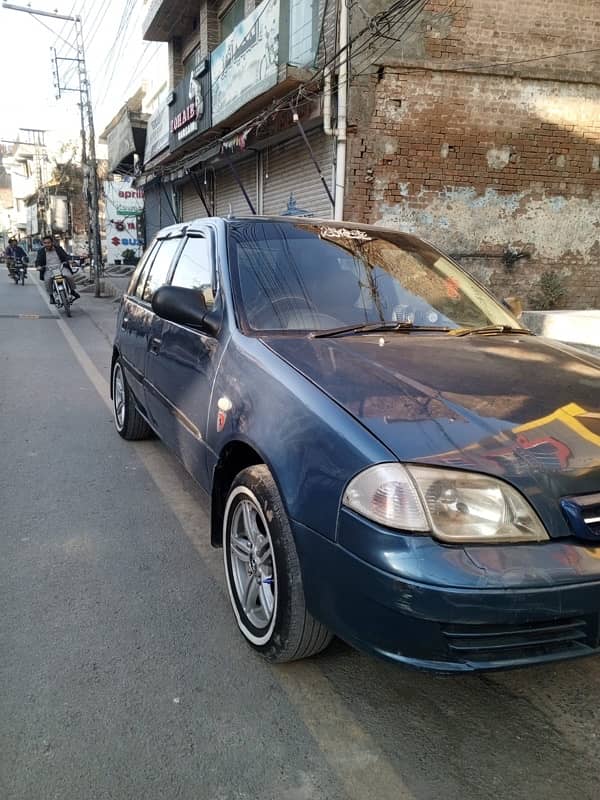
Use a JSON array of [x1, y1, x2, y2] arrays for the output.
[[46, 262, 76, 317], [7, 257, 27, 285]]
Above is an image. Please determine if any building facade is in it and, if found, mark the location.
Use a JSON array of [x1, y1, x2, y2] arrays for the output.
[[138, 0, 600, 308], [345, 0, 600, 308], [141, 0, 338, 238]]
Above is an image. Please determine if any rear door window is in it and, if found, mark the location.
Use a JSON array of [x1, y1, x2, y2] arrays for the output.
[[141, 237, 183, 302], [130, 240, 159, 299], [170, 235, 215, 308]]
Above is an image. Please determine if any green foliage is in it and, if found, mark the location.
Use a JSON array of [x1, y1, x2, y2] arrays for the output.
[[528, 270, 567, 310], [121, 248, 138, 266]]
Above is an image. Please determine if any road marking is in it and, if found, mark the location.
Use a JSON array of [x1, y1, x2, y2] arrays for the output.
[[36, 275, 412, 800], [0, 313, 56, 319]]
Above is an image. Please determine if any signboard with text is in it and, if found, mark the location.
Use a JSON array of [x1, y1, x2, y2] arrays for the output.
[[211, 0, 280, 125], [104, 177, 144, 264], [169, 50, 212, 152], [144, 105, 169, 164]]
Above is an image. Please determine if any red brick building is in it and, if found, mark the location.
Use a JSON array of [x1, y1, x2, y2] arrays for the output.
[[345, 0, 600, 307]]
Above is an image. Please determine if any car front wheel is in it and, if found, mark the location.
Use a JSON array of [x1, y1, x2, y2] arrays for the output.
[[111, 358, 151, 441], [223, 465, 332, 662]]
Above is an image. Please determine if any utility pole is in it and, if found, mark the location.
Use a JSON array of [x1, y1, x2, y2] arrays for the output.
[[3, 2, 103, 297]]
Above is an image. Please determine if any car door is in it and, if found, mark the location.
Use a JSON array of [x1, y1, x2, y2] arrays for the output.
[[125, 234, 184, 432], [117, 239, 162, 410], [144, 228, 222, 492]]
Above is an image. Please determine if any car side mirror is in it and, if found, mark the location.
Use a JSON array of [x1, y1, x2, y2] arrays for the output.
[[502, 295, 523, 319], [152, 285, 219, 335]]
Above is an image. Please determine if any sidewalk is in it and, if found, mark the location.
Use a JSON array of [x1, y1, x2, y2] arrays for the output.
[[70, 264, 133, 345], [75, 283, 122, 346], [74, 264, 133, 301]]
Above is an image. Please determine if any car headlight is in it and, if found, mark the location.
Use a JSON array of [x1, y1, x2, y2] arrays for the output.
[[342, 463, 548, 543]]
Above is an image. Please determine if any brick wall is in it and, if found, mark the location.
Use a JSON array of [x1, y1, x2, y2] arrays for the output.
[[314, 0, 337, 70], [345, 0, 600, 308], [168, 36, 185, 89], [422, 0, 600, 83]]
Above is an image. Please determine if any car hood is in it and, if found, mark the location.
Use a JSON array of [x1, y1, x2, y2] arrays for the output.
[[264, 332, 600, 530]]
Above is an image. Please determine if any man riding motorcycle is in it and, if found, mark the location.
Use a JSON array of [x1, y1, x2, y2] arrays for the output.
[[4, 237, 28, 278], [36, 235, 80, 304]]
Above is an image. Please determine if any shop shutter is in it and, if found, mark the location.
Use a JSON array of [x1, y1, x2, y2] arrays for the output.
[[262, 129, 334, 218], [215, 155, 258, 217], [181, 179, 211, 222], [144, 182, 177, 243]]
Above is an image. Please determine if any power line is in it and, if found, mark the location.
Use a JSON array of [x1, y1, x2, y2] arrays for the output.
[[119, 42, 162, 99], [93, 0, 139, 104], [28, 10, 77, 51], [351, 0, 428, 77], [349, 0, 425, 70], [451, 46, 600, 72], [100, 0, 138, 66], [83, 0, 114, 48], [143, 0, 439, 181], [52, 0, 78, 52]]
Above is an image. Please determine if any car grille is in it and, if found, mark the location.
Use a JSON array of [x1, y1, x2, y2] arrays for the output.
[[442, 617, 597, 665], [561, 493, 600, 541]]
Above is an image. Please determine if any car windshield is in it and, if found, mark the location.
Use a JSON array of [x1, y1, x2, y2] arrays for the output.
[[228, 221, 520, 333]]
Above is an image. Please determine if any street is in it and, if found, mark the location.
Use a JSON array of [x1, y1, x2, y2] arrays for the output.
[[1, 271, 600, 800]]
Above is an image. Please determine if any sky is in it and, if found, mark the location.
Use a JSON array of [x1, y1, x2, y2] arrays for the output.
[[0, 0, 166, 157]]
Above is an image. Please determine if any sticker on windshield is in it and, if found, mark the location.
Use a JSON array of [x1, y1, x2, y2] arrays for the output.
[[445, 277, 461, 300], [320, 226, 373, 242]]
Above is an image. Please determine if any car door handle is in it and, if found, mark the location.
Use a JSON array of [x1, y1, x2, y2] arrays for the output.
[[149, 336, 162, 353]]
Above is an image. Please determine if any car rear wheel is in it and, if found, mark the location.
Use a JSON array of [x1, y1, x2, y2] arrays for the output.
[[223, 465, 332, 662], [111, 358, 152, 440]]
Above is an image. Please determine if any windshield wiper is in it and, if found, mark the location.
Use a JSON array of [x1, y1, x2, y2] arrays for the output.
[[448, 325, 533, 337], [310, 321, 451, 339]]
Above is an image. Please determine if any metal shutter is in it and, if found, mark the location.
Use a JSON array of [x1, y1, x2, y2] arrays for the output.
[[144, 182, 177, 242], [262, 129, 334, 218], [215, 155, 258, 216], [181, 179, 210, 222]]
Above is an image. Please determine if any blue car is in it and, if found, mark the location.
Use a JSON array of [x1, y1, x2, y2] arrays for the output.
[[111, 217, 600, 672]]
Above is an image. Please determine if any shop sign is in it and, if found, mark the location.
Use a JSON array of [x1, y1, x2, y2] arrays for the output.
[[211, 0, 280, 125], [144, 105, 169, 163], [169, 52, 212, 152], [104, 176, 144, 264]]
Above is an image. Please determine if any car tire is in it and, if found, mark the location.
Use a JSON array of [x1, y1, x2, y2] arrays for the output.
[[111, 358, 152, 441], [223, 465, 333, 663]]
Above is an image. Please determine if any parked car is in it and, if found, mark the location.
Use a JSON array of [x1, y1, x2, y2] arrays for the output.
[[111, 216, 600, 672]]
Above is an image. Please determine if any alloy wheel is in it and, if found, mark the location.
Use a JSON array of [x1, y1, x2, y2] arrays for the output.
[[229, 497, 276, 631], [113, 363, 126, 430]]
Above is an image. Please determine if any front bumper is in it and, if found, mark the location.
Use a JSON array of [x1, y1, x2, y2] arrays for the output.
[[292, 511, 600, 672]]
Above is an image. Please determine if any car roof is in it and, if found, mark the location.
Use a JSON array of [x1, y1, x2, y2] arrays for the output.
[[180, 215, 427, 246]]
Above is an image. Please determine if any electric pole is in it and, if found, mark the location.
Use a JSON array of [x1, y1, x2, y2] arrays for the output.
[[3, 2, 103, 297]]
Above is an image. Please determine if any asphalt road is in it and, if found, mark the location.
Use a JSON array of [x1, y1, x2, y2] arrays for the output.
[[1, 268, 600, 800]]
